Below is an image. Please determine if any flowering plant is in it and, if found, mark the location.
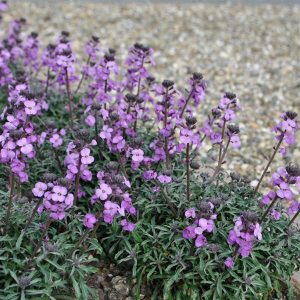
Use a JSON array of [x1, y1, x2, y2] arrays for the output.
[[0, 3, 300, 299]]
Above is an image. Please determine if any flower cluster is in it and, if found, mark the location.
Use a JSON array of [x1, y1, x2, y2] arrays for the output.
[[64, 130, 96, 185], [260, 165, 300, 218], [183, 200, 220, 248], [227, 212, 262, 257], [32, 175, 74, 220], [202, 92, 241, 149], [0, 77, 47, 181], [273, 111, 298, 156], [90, 162, 136, 231]]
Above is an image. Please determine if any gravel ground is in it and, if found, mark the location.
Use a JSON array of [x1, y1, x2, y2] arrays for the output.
[[3, 1, 299, 183], [2, 0, 300, 296]]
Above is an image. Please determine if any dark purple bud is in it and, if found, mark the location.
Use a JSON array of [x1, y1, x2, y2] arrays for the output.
[[197, 201, 211, 213], [286, 164, 300, 177], [192, 72, 203, 82], [92, 102, 102, 110], [209, 244, 220, 253], [125, 93, 137, 103], [30, 32, 38, 38], [224, 92, 236, 100], [212, 108, 221, 119], [61, 31, 70, 37], [242, 211, 259, 223], [185, 116, 197, 126], [190, 161, 200, 170], [43, 173, 57, 182], [285, 111, 297, 120], [162, 80, 174, 89], [227, 124, 240, 134], [105, 161, 119, 171], [109, 111, 119, 122], [18, 275, 31, 289], [91, 35, 99, 43], [10, 129, 23, 139], [134, 43, 150, 52]]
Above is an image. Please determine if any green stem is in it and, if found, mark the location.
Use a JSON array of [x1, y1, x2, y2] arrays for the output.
[[25, 217, 52, 270], [23, 198, 43, 234], [4, 170, 15, 234], [73, 153, 82, 205], [186, 143, 190, 202]]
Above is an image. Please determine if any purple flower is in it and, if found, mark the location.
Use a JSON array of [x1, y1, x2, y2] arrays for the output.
[[32, 182, 47, 197], [83, 213, 97, 229], [85, 115, 95, 127], [81, 148, 94, 165], [230, 135, 241, 149], [195, 234, 207, 248], [224, 257, 234, 269], [24, 100, 38, 115], [182, 226, 196, 239], [157, 174, 172, 184], [270, 209, 281, 220], [238, 240, 253, 257], [260, 191, 276, 206], [49, 133, 63, 148], [99, 125, 113, 140], [52, 185, 67, 202], [185, 208, 196, 218], [132, 149, 144, 163], [143, 170, 157, 181], [120, 219, 136, 232], [179, 128, 193, 145], [95, 183, 112, 200]]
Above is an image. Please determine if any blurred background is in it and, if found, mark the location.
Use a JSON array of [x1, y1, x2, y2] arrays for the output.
[[2, 0, 299, 180]]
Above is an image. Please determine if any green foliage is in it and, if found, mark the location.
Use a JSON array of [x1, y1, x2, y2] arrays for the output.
[[102, 175, 300, 299]]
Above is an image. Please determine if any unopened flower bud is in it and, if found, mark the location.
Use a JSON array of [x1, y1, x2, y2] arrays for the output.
[[186, 116, 197, 126], [18, 275, 30, 290], [286, 164, 300, 177], [224, 92, 236, 100], [43, 173, 57, 182], [227, 124, 240, 134], [190, 161, 200, 170], [162, 80, 174, 89]]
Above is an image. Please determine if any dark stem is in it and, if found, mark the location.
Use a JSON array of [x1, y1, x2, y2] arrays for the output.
[[44, 67, 50, 95], [94, 110, 102, 160], [65, 67, 74, 128], [75, 55, 91, 95], [211, 137, 230, 182], [164, 90, 171, 170], [218, 120, 227, 167], [23, 198, 43, 234], [73, 153, 82, 205], [253, 133, 285, 197], [287, 209, 300, 228], [25, 217, 52, 270], [260, 196, 278, 223], [186, 143, 190, 202], [4, 170, 15, 234], [156, 181, 177, 217], [179, 87, 194, 119], [53, 148, 64, 173]]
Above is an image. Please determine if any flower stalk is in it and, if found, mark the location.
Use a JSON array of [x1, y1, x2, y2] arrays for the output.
[[254, 133, 285, 197]]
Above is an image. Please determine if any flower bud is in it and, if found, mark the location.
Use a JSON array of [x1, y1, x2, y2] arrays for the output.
[[286, 164, 300, 177], [162, 80, 174, 89], [190, 161, 200, 170]]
